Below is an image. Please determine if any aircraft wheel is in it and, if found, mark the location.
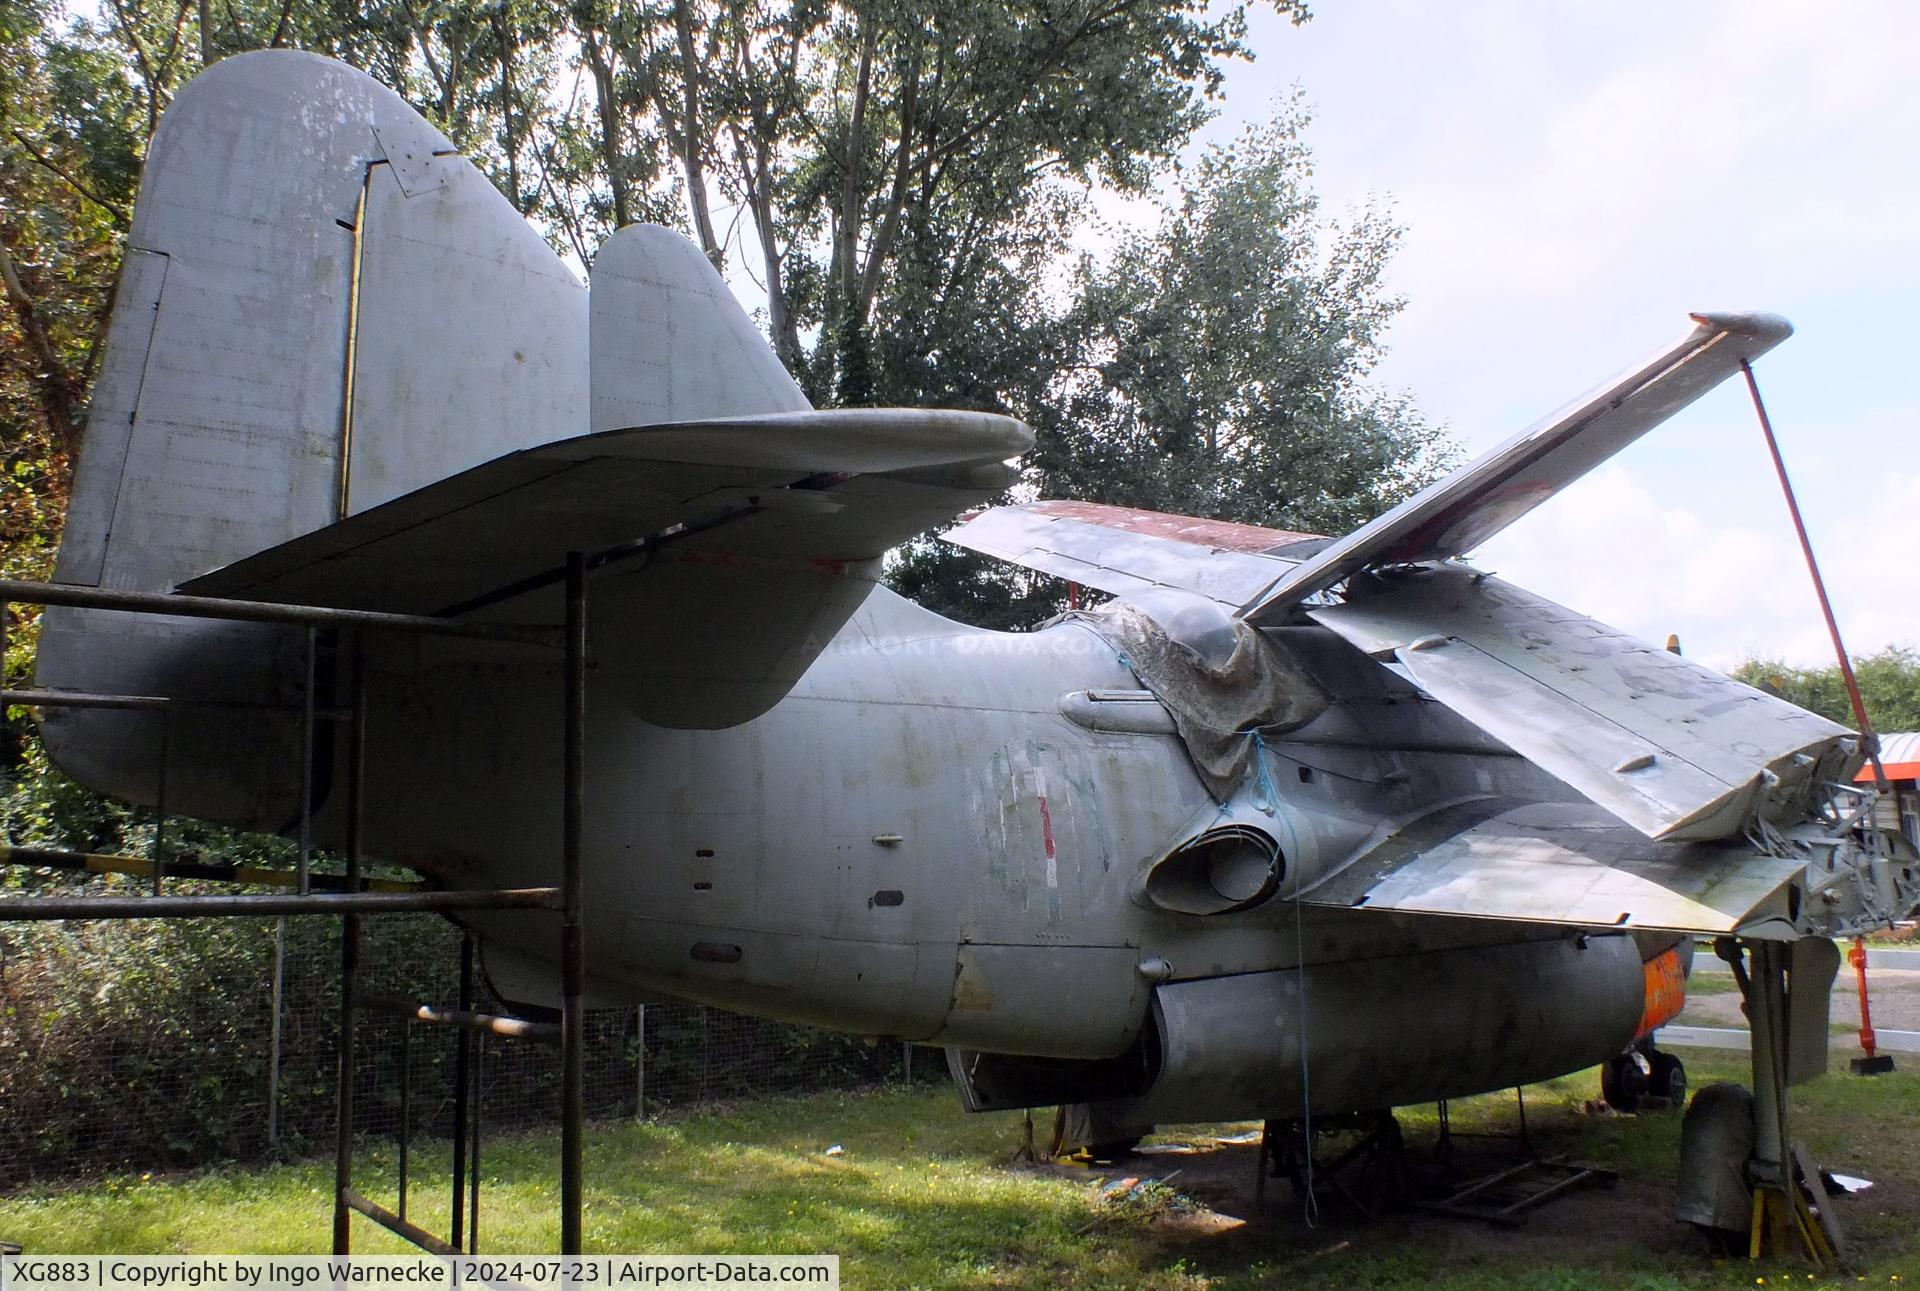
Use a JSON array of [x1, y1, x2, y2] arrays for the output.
[[1650, 1051, 1687, 1108], [1601, 1049, 1652, 1111]]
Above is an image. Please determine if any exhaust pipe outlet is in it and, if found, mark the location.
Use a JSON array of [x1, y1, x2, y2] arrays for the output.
[[1143, 825, 1283, 915], [1139, 771, 1376, 916]]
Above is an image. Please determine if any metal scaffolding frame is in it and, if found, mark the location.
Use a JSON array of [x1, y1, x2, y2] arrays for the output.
[[0, 569, 593, 1256]]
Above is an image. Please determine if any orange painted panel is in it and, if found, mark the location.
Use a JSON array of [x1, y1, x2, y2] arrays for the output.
[[1636, 947, 1688, 1037]]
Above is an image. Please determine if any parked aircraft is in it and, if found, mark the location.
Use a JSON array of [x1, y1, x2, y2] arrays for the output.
[[30, 51, 1917, 1224]]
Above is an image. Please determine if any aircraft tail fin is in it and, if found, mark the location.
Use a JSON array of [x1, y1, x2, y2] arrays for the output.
[[34, 51, 815, 818], [36, 50, 595, 822], [53, 51, 589, 596]]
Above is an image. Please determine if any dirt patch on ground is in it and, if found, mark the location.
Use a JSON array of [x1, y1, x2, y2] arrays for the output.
[[998, 956, 1920, 1267], [1042, 1116, 1705, 1268], [1024, 967, 1920, 1273], [1049, 1114, 1920, 1277]]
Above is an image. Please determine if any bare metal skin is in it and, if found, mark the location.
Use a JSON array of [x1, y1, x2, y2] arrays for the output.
[[32, 51, 1918, 1126]]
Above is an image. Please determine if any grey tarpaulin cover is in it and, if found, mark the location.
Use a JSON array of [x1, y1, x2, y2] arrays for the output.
[[1074, 599, 1328, 801]]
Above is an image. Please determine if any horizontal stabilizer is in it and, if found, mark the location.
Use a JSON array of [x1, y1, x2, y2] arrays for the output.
[[944, 500, 1318, 604], [1310, 567, 1856, 841], [184, 409, 1029, 609], [182, 409, 1030, 727], [1304, 799, 1808, 938], [1242, 312, 1792, 621]]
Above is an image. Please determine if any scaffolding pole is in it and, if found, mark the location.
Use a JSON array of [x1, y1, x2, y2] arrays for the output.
[[0, 576, 588, 1258], [333, 639, 367, 1257], [452, 934, 475, 1254], [0, 889, 557, 919], [270, 627, 320, 1148], [561, 550, 588, 1256], [0, 843, 427, 893]]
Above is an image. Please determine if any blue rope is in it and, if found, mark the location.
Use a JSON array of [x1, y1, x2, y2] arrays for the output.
[[1242, 727, 1316, 1223], [1076, 618, 1134, 676], [1295, 877, 1318, 1227], [1247, 729, 1279, 816]]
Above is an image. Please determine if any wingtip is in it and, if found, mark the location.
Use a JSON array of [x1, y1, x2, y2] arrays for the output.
[[1687, 310, 1794, 351]]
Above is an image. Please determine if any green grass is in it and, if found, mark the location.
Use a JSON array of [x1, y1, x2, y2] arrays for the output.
[[3, 1063, 1919, 1288], [1678, 971, 1742, 998]]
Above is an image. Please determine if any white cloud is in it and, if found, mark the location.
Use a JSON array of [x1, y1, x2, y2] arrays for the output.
[[1210, 1, 1920, 439], [1166, 1, 1920, 668], [1474, 466, 1920, 669]]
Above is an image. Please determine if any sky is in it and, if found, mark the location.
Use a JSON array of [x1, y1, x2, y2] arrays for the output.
[[1183, 0, 1920, 668]]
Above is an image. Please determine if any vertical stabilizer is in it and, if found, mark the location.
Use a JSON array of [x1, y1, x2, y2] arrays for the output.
[[37, 50, 585, 826], [36, 53, 821, 828], [589, 224, 808, 432], [55, 49, 587, 594]]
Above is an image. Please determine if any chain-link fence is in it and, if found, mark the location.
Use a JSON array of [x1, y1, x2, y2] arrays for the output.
[[0, 884, 930, 1190]]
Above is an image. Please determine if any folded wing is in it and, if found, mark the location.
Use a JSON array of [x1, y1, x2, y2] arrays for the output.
[[1308, 567, 1855, 841], [949, 312, 1840, 844], [1238, 311, 1792, 622], [1302, 799, 1809, 939], [946, 500, 1319, 606]]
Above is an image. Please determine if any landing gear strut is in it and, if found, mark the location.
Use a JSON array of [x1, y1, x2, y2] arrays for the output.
[[1674, 937, 1846, 1265], [1255, 1111, 1410, 1219]]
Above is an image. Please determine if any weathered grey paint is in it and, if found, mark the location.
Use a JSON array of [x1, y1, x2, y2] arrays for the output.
[[1110, 934, 1646, 1123], [1310, 566, 1854, 841], [348, 153, 587, 513], [31, 52, 1920, 1126], [948, 504, 1298, 607], [590, 225, 809, 429]]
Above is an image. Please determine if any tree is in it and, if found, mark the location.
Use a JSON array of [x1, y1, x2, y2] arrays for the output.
[[890, 104, 1454, 626], [2, 0, 1456, 645], [0, 1, 150, 731], [1733, 646, 1920, 736], [1043, 104, 1450, 532], [546, 0, 1308, 399]]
